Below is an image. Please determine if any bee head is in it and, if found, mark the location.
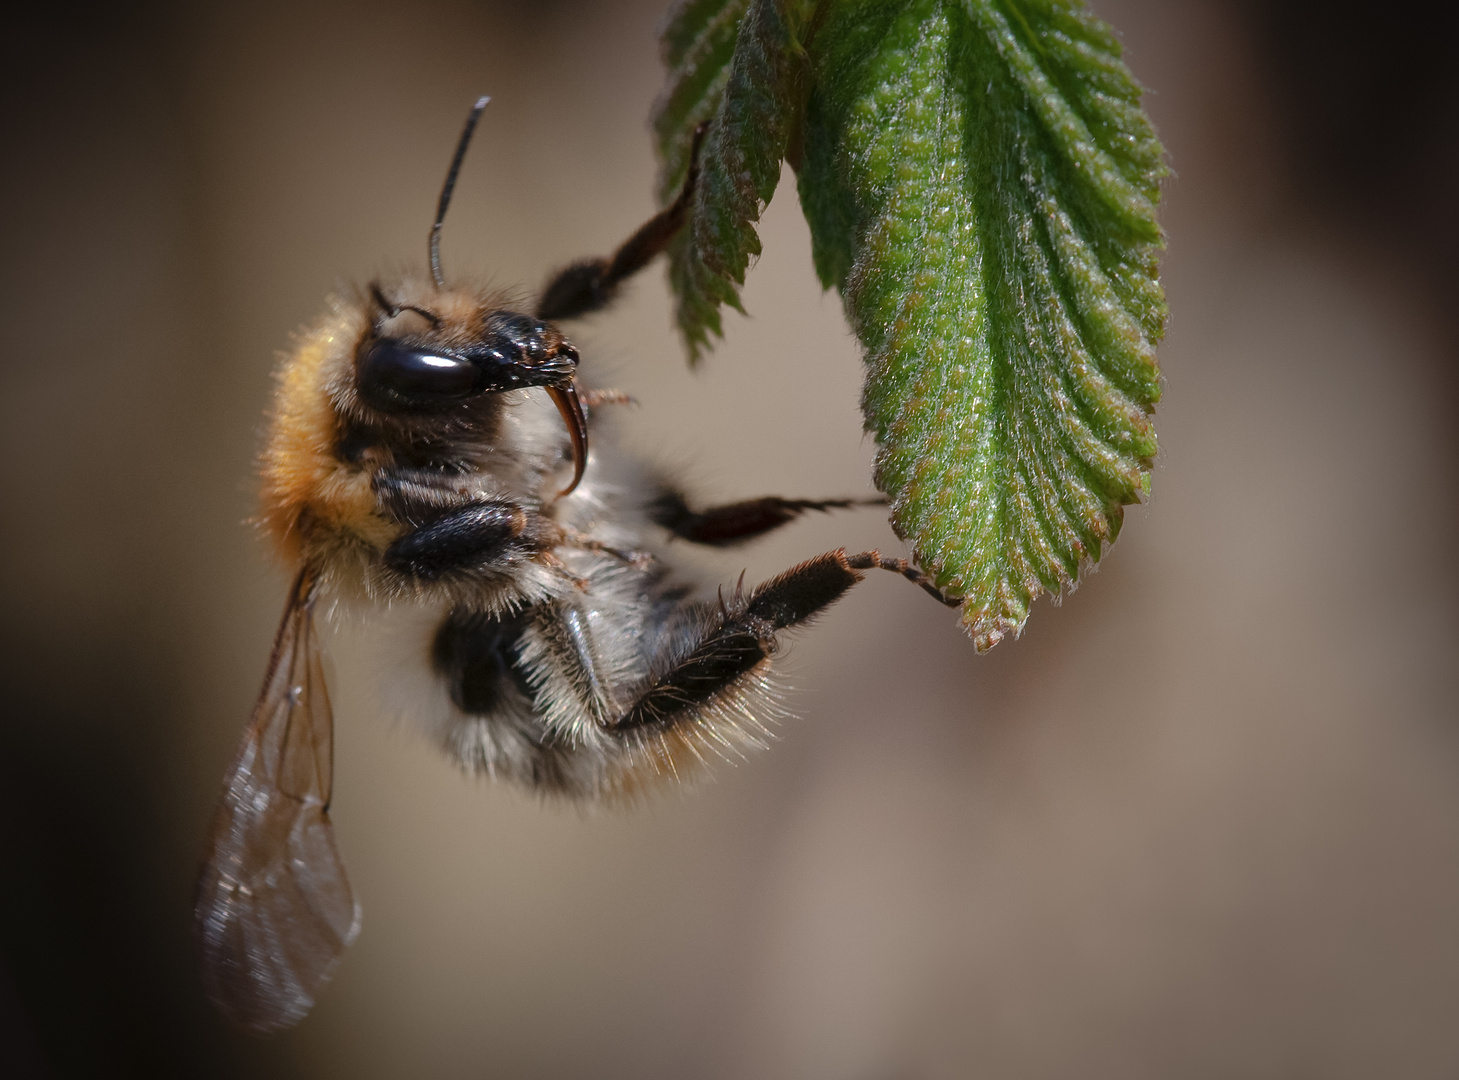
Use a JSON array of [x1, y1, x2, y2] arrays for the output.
[[357, 288, 578, 411], [344, 96, 589, 496], [355, 284, 588, 495]]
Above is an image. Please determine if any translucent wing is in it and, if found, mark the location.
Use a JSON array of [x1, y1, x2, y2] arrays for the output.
[[195, 570, 361, 1035]]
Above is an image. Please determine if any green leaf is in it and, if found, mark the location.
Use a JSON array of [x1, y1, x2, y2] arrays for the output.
[[652, 0, 816, 359], [653, 0, 1166, 650]]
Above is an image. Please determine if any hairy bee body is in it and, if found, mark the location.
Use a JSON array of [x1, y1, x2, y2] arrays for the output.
[[261, 280, 790, 800], [260, 285, 570, 613], [197, 100, 954, 1035]]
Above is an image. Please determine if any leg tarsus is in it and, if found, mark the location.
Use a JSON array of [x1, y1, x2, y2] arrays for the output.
[[560, 526, 656, 569], [845, 550, 962, 608], [579, 388, 635, 409]]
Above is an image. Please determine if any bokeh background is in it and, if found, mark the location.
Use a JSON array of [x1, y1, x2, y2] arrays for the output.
[[3, 1, 1457, 1076]]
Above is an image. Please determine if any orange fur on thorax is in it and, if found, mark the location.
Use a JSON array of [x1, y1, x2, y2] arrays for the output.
[[258, 306, 397, 565]]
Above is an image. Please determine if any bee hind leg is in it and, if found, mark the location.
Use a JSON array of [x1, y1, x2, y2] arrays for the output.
[[613, 548, 960, 733], [843, 550, 963, 610], [611, 550, 864, 732]]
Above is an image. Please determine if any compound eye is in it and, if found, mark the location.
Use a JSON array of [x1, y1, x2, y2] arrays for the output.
[[356, 338, 478, 412]]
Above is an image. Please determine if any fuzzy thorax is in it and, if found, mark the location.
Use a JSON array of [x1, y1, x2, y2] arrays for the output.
[[258, 300, 389, 569]]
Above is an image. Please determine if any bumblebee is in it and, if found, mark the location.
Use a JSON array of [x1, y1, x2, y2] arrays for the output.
[[195, 98, 957, 1035]]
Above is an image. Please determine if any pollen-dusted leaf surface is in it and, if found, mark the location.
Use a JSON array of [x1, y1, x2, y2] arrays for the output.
[[654, 0, 1166, 650]]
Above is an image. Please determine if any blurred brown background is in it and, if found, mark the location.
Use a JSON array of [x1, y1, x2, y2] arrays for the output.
[[2, 1, 1457, 1076]]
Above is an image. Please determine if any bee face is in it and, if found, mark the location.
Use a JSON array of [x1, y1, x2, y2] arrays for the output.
[[355, 284, 578, 417]]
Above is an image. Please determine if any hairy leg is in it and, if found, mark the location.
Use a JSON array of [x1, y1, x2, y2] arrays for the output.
[[383, 503, 538, 580], [611, 548, 956, 732], [371, 468, 562, 582]]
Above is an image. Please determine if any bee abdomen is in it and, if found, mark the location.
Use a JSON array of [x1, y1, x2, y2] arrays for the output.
[[433, 608, 535, 716]]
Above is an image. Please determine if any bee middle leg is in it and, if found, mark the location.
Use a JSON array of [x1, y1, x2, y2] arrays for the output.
[[646, 491, 887, 547]]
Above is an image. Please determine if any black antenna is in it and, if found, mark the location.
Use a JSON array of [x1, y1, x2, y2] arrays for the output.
[[429, 95, 490, 290]]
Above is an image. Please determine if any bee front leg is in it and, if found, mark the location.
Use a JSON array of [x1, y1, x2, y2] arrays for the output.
[[383, 503, 541, 581], [371, 470, 559, 582]]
